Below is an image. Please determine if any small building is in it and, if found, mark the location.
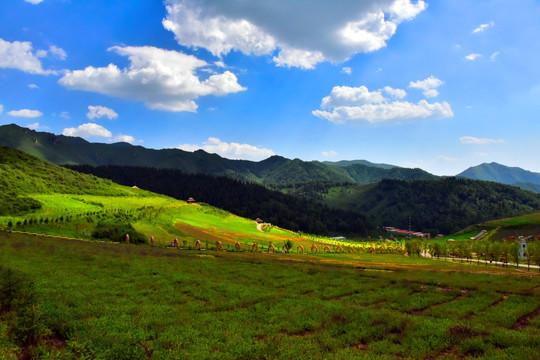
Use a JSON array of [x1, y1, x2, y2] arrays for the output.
[[187, 197, 196, 204], [255, 218, 264, 224]]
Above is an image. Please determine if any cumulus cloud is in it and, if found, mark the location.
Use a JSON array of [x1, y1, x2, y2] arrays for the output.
[[59, 45, 246, 112], [62, 123, 112, 138], [409, 76, 443, 98], [459, 136, 504, 145], [313, 80, 453, 124], [49, 45, 67, 60], [177, 137, 274, 161], [0, 38, 56, 75], [313, 100, 453, 124], [7, 109, 43, 118], [465, 53, 482, 61], [472, 21, 494, 33], [87, 105, 118, 120], [273, 48, 325, 70], [322, 150, 338, 157], [163, 0, 427, 69], [25, 0, 43, 4], [383, 86, 407, 99], [113, 134, 136, 144], [321, 86, 385, 108]]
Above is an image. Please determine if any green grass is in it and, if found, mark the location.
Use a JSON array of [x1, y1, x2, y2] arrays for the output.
[[1, 232, 539, 359]]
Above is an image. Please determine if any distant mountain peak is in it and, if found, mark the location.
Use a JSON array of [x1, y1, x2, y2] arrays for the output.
[[458, 162, 540, 189]]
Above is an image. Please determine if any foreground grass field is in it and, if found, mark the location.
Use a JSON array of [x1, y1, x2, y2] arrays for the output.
[[1, 232, 539, 359]]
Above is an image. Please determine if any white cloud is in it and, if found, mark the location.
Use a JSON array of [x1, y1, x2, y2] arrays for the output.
[[0, 38, 56, 75], [490, 51, 499, 62], [314, 81, 453, 124], [313, 100, 453, 124], [26, 122, 49, 130], [163, 0, 426, 69], [472, 21, 494, 33], [459, 136, 504, 145], [60, 111, 70, 119], [321, 86, 385, 109], [25, 0, 43, 4], [113, 134, 136, 144], [87, 105, 118, 120], [465, 53, 482, 61], [341, 67, 352, 75], [62, 123, 112, 139], [49, 45, 67, 60], [28, 84, 39, 89], [273, 48, 325, 70], [59, 45, 246, 112], [7, 109, 43, 118], [35, 49, 47, 58], [383, 86, 407, 99], [177, 137, 274, 161], [0, 104, 3, 115], [322, 150, 338, 157], [409, 76, 443, 98]]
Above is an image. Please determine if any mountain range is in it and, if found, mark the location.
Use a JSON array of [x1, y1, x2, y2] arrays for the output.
[[457, 162, 540, 193], [0, 124, 436, 185], [2, 123, 540, 235], [3, 124, 540, 191]]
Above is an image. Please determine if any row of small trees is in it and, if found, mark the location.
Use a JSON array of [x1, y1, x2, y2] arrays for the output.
[[405, 238, 540, 270]]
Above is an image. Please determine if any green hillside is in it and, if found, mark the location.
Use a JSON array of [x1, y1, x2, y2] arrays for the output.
[[0, 146, 142, 197], [458, 162, 540, 189], [313, 178, 540, 234], [0, 146, 304, 246], [0, 124, 437, 186]]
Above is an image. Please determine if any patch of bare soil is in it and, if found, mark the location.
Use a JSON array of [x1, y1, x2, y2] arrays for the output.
[[512, 305, 540, 330]]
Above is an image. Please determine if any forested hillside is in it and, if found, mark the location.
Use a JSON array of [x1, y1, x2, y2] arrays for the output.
[[1, 124, 436, 185], [66, 164, 372, 236], [322, 178, 540, 234]]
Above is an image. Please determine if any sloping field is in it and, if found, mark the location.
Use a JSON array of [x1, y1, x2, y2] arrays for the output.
[[0, 231, 539, 359]]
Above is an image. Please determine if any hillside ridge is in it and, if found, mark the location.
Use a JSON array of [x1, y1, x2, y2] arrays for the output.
[[0, 124, 435, 185]]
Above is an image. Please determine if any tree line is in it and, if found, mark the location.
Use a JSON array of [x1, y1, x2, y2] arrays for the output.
[[66, 165, 373, 236]]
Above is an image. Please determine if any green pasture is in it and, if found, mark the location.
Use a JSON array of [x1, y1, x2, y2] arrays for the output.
[[0, 232, 539, 359], [0, 193, 301, 248]]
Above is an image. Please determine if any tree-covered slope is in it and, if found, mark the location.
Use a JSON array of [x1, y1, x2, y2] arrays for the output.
[[458, 162, 540, 186], [0, 146, 144, 197], [66, 164, 373, 236], [316, 178, 540, 234], [0, 124, 437, 186]]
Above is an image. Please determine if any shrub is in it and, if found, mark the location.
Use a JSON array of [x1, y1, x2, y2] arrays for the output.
[[91, 222, 147, 244]]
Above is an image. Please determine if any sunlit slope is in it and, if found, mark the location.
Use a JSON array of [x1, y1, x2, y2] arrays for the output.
[[458, 211, 540, 241], [0, 146, 301, 246]]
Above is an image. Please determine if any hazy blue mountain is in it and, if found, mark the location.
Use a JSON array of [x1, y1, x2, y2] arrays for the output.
[[458, 162, 540, 193]]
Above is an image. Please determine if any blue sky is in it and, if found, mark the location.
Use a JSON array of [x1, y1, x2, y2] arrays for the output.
[[1, 0, 539, 175]]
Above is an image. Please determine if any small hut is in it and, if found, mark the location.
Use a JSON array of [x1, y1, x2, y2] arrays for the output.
[[255, 218, 264, 224], [187, 197, 196, 204]]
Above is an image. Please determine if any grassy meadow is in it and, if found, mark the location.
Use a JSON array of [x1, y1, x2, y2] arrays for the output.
[[1, 231, 539, 359], [2, 147, 540, 359]]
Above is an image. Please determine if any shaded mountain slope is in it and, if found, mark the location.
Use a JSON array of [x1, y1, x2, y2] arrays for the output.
[[0, 124, 436, 185]]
